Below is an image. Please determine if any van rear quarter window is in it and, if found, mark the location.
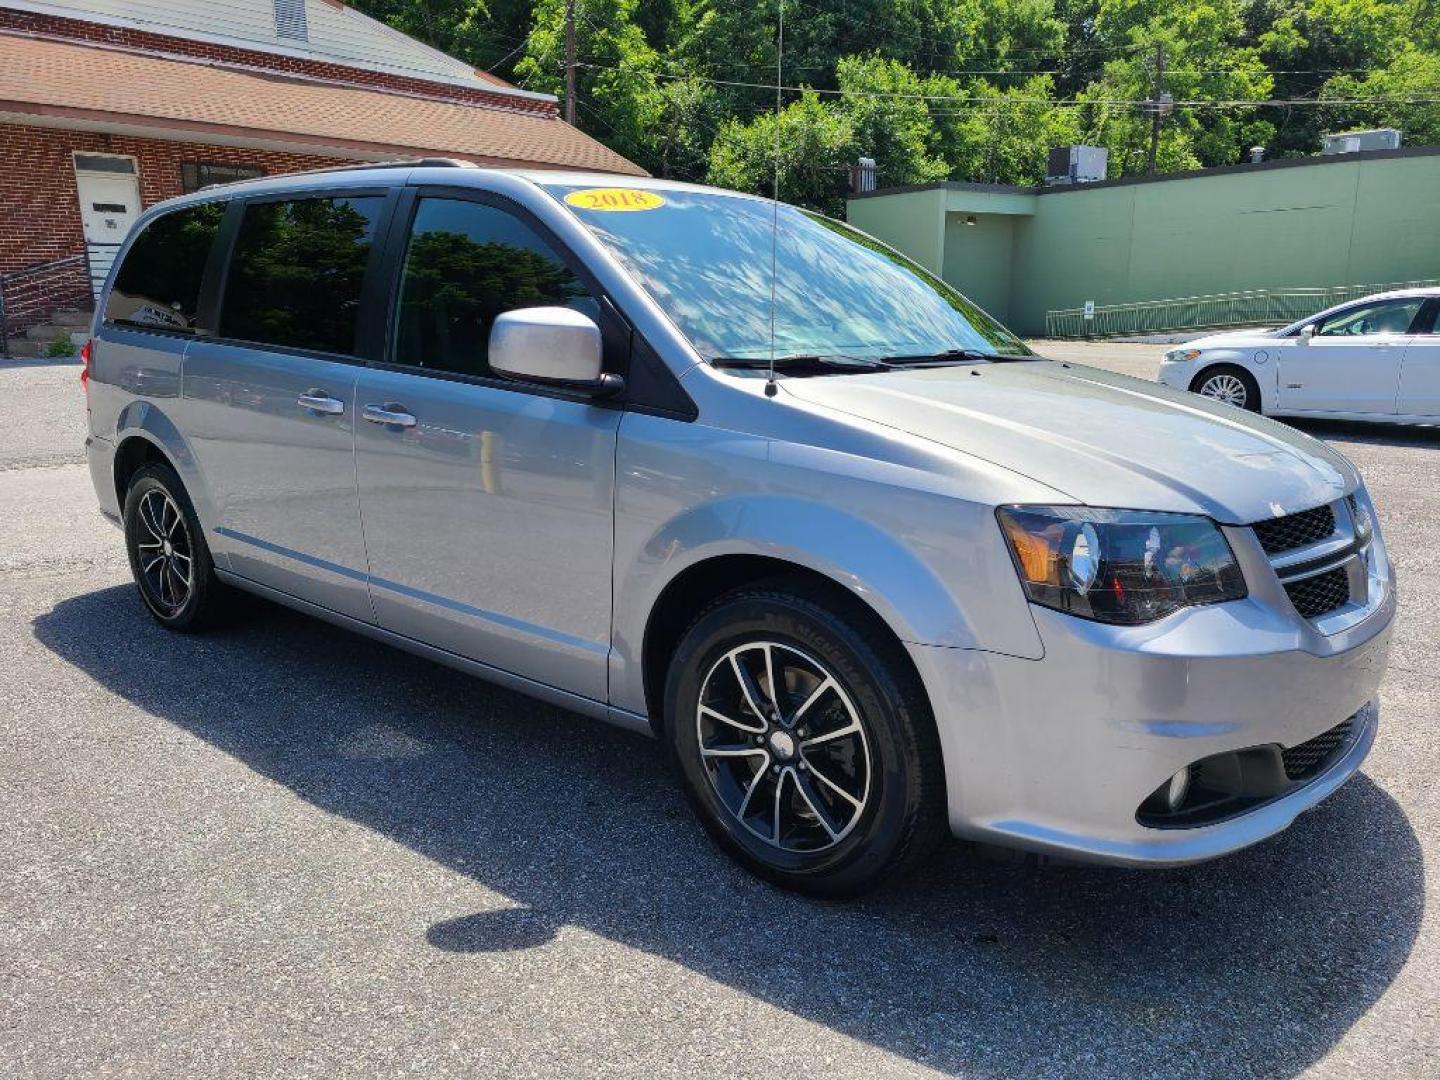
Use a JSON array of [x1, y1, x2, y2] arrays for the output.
[[219, 196, 383, 356], [105, 202, 225, 334]]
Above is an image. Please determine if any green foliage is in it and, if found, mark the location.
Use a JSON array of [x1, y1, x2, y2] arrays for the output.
[[1080, 0, 1276, 174], [833, 55, 949, 187], [45, 334, 76, 358], [348, 0, 530, 70], [1255, 0, 1427, 154], [706, 91, 858, 215], [515, 0, 669, 170], [935, 75, 1083, 183], [1321, 44, 1440, 142], [351, 0, 1440, 206]]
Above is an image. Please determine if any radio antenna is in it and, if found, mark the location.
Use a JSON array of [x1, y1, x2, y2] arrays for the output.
[[764, 0, 783, 398]]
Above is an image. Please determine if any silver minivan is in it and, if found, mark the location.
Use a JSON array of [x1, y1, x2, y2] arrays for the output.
[[85, 162, 1394, 895]]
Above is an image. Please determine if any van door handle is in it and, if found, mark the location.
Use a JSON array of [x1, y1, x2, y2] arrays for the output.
[[362, 403, 417, 428], [297, 391, 345, 415]]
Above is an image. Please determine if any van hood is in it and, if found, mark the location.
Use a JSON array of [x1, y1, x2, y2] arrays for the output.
[[780, 360, 1356, 523]]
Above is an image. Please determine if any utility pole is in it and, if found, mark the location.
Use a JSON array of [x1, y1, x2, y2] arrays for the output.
[[1146, 41, 1166, 176], [564, 0, 577, 125]]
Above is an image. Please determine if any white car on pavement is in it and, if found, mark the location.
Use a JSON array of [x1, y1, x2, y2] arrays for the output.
[[1158, 288, 1440, 423]]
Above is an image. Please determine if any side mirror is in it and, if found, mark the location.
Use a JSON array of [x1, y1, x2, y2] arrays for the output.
[[1298, 323, 1316, 343], [488, 306, 623, 396]]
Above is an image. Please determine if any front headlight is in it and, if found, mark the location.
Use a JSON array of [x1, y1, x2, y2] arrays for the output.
[[997, 506, 1247, 625], [1165, 348, 1202, 362]]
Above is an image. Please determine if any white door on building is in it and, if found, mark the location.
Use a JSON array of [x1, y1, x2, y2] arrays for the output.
[[73, 154, 142, 299]]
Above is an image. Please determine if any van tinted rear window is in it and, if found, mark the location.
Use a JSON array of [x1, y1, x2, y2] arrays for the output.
[[219, 196, 383, 356], [105, 202, 225, 334]]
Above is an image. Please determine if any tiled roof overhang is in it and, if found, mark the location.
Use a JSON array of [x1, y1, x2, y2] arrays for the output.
[[0, 32, 646, 175]]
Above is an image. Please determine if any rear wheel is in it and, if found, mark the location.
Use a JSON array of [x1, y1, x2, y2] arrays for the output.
[[666, 583, 947, 897], [123, 463, 230, 631], [1192, 365, 1261, 412]]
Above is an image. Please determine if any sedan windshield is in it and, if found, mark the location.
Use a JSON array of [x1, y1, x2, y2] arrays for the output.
[[542, 184, 1032, 365]]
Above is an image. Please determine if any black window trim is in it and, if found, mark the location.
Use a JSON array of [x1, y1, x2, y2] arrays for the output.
[[200, 184, 401, 367], [371, 183, 697, 420], [100, 196, 232, 343], [1412, 297, 1440, 335]]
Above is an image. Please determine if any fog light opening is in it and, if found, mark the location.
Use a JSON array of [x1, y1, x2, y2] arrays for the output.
[[1165, 766, 1191, 811]]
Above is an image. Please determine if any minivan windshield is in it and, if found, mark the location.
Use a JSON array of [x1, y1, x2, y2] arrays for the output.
[[541, 184, 1032, 365]]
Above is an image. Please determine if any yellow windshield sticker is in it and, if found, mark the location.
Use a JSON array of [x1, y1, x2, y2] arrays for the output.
[[564, 188, 666, 212]]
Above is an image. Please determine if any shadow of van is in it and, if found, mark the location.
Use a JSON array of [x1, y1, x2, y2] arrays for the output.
[[32, 586, 1422, 1077]]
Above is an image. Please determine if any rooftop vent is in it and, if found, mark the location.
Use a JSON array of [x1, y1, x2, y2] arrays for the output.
[[1046, 145, 1108, 185], [274, 0, 309, 42], [849, 157, 877, 195], [1322, 128, 1401, 155]]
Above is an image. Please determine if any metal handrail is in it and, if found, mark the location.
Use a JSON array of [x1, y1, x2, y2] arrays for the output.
[[1044, 278, 1440, 339], [0, 253, 92, 357]]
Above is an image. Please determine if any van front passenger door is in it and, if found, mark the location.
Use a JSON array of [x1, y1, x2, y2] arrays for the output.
[[353, 194, 622, 701]]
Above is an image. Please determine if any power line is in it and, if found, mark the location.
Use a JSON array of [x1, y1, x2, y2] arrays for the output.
[[572, 63, 1440, 108]]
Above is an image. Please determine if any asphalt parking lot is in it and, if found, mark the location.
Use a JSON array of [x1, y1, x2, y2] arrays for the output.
[[3, 346, 1437, 1078]]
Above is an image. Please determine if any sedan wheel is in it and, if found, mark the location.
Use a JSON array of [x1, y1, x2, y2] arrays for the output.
[[1197, 371, 1251, 409]]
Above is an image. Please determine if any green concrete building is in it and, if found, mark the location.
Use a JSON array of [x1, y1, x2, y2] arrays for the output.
[[845, 145, 1440, 337]]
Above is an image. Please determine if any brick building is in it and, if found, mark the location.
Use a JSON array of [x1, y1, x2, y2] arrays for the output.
[[0, 0, 642, 344]]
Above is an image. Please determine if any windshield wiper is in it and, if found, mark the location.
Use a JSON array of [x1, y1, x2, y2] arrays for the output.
[[880, 348, 1037, 365], [710, 354, 889, 373]]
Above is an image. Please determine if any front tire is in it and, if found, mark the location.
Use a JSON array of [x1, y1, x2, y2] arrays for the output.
[[123, 463, 230, 632], [1192, 364, 1261, 412], [665, 583, 947, 897]]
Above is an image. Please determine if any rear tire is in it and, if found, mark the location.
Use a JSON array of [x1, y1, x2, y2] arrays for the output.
[[123, 463, 231, 632], [1192, 364, 1261, 412], [665, 582, 947, 897]]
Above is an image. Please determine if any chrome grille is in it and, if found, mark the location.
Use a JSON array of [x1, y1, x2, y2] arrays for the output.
[[1253, 505, 1337, 556], [1282, 715, 1356, 780], [1284, 566, 1351, 619]]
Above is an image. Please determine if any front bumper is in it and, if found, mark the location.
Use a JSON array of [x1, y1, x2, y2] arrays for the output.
[[908, 579, 1394, 867], [1156, 360, 1192, 392]]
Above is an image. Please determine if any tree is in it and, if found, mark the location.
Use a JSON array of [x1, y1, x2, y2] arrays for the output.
[[514, 0, 669, 171], [1320, 44, 1440, 143], [706, 91, 858, 213], [1078, 0, 1276, 174], [349, 0, 533, 72], [932, 76, 1083, 182], [351, 0, 1440, 188], [1255, 0, 1432, 154], [832, 55, 949, 186]]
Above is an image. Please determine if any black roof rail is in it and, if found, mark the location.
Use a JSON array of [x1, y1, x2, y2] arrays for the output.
[[190, 157, 480, 193], [298, 157, 479, 176]]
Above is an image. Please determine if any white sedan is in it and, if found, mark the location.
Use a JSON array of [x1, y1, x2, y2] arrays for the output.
[[1157, 288, 1440, 423]]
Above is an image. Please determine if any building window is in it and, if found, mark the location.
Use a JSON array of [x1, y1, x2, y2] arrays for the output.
[[74, 153, 137, 175], [181, 162, 267, 194]]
